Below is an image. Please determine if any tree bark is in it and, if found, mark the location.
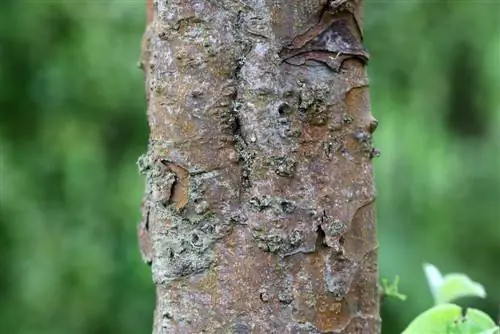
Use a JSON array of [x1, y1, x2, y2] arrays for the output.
[[138, 0, 379, 333]]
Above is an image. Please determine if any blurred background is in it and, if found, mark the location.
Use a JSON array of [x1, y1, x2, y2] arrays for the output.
[[0, 1, 498, 333]]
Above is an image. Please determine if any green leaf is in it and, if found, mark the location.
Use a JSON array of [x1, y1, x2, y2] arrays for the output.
[[423, 263, 486, 305], [424, 263, 445, 299], [402, 303, 462, 334], [402, 304, 500, 334], [463, 308, 499, 333], [478, 329, 500, 334]]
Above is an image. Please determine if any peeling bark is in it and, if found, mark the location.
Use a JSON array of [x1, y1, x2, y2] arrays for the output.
[[138, 0, 379, 333]]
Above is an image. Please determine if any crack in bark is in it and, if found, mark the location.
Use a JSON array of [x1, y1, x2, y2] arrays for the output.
[[315, 224, 328, 250], [230, 21, 256, 193]]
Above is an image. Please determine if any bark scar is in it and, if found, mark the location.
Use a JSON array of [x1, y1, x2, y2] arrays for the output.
[[279, 3, 369, 72], [161, 160, 190, 210]]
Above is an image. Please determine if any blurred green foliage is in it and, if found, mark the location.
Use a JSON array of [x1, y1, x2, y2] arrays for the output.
[[0, 1, 498, 333]]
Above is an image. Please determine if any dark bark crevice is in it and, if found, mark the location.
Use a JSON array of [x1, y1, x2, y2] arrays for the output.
[[315, 223, 328, 250]]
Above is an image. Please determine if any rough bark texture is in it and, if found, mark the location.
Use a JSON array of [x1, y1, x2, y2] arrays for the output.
[[138, 0, 380, 333]]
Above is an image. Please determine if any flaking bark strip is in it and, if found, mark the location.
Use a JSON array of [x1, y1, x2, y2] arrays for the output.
[[279, 2, 369, 72], [162, 161, 189, 210], [325, 253, 358, 298]]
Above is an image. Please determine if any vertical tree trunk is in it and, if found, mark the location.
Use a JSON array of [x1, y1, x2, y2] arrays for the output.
[[138, 0, 379, 333]]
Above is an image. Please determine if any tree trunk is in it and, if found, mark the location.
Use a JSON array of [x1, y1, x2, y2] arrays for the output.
[[138, 0, 380, 333]]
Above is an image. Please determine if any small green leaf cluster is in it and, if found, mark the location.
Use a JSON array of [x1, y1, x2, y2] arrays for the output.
[[401, 263, 499, 334], [381, 275, 407, 301]]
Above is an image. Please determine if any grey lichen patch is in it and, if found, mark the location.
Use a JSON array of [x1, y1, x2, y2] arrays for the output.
[[248, 196, 296, 215], [342, 113, 354, 124], [153, 239, 212, 284], [322, 133, 346, 159], [278, 114, 302, 139], [296, 85, 332, 123], [252, 228, 304, 254], [278, 279, 294, 304], [304, 291, 317, 308], [270, 156, 296, 177], [152, 209, 233, 285], [299, 98, 329, 126], [254, 232, 283, 253], [202, 37, 217, 57], [320, 212, 348, 251], [234, 134, 255, 189], [138, 150, 236, 284], [152, 167, 176, 206], [248, 195, 272, 211], [152, 174, 176, 206], [288, 322, 322, 334], [151, 74, 169, 95], [149, 185, 234, 284], [322, 214, 347, 238], [137, 154, 177, 207], [161, 16, 209, 42], [188, 172, 209, 204], [183, 210, 216, 227], [228, 210, 247, 225], [241, 13, 272, 40], [370, 147, 381, 158], [283, 123, 303, 139], [194, 200, 210, 215], [352, 127, 379, 159], [137, 153, 151, 175]]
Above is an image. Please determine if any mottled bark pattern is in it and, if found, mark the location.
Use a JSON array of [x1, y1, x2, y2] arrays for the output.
[[139, 0, 379, 333]]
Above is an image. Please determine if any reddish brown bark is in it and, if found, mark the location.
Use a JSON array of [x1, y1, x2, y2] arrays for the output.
[[139, 1, 379, 333]]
